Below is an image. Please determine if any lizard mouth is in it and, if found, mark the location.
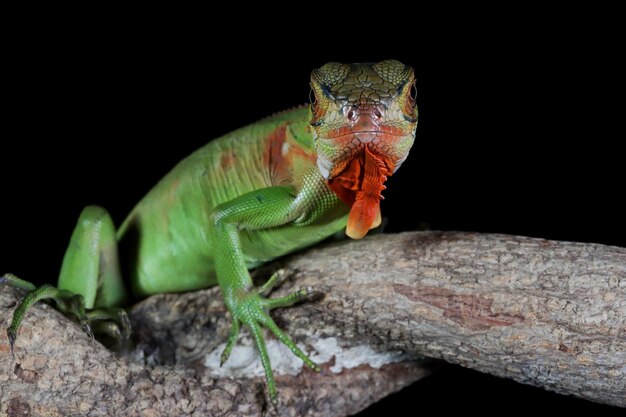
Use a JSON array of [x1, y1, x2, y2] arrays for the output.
[[323, 146, 394, 239]]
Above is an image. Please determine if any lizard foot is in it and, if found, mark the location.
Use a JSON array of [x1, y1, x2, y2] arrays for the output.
[[221, 273, 320, 405], [2, 273, 130, 355]]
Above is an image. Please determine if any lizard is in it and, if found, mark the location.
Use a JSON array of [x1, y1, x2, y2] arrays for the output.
[[1, 60, 418, 404]]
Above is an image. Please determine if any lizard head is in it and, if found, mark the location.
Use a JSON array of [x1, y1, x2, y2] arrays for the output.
[[309, 60, 418, 239]]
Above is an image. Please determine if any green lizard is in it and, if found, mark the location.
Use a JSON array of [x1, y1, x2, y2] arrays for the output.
[[2, 60, 418, 403]]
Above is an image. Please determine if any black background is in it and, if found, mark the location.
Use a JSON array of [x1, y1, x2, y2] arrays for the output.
[[1, 7, 623, 415]]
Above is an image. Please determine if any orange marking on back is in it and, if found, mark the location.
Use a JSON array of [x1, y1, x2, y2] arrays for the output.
[[265, 124, 314, 186], [167, 179, 181, 204], [219, 149, 236, 170]]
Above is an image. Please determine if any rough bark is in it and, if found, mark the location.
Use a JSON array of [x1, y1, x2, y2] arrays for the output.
[[1, 232, 625, 416]]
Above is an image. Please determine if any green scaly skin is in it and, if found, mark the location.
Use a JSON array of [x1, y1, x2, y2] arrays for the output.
[[2, 60, 418, 404]]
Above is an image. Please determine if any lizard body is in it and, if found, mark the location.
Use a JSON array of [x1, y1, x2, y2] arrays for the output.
[[3, 60, 418, 403], [118, 106, 345, 297]]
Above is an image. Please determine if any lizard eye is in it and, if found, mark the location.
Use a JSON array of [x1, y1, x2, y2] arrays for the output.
[[402, 80, 418, 122], [308, 86, 327, 126], [309, 88, 317, 111], [408, 81, 417, 107]]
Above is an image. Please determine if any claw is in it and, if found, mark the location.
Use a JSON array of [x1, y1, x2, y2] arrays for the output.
[[1, 273, 36, 291], [7, 328, 16, 358], [82, 321, 94, 340], [220, 340, 232, 367], [258, 269, 289, 297], [300, 286, 324, 302], [119, 311, 132, 340], [219, 351, 229, 367], [220, 318, 240, 366]]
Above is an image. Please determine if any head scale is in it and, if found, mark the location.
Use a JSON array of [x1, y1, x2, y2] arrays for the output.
[[309, 60, 418, 239]]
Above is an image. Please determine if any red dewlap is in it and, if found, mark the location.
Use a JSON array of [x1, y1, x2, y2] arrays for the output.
[[328, 146, 392, 239]]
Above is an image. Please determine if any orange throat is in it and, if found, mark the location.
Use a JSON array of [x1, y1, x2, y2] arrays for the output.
[[327, 146, 393, 239]]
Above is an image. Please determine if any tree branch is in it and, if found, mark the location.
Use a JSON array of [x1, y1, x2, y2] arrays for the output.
[[1, 232, 624, 416]]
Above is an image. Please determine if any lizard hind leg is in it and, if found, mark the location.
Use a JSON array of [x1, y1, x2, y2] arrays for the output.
[[58, 205, 131, 342], [3, 205, 131, 354]]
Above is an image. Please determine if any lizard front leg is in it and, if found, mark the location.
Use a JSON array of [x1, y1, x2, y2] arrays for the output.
[[208, 185, 319, 405]]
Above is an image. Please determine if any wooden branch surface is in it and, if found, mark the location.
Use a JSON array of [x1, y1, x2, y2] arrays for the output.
[[1, 232, 624, 416]]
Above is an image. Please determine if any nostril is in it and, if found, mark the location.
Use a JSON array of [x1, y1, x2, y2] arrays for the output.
[[373, 109, 383, 119], [347, 110, 356, 121]]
